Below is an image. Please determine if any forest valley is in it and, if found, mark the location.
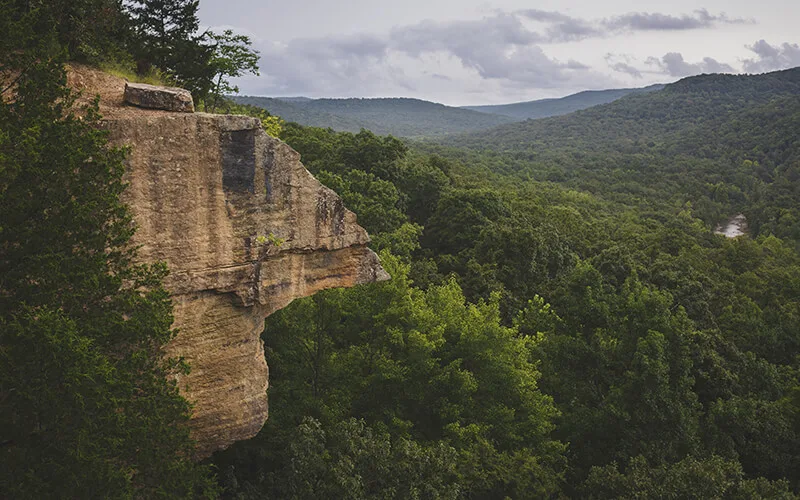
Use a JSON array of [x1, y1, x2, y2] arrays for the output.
[[2, 0, 800, 498]]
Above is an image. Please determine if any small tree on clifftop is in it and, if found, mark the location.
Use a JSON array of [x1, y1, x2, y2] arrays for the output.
[[125, 0, 215, 98], [207, 29, 260, 112]]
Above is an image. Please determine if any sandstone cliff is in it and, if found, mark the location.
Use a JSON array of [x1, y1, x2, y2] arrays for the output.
[[68, 66, 389, 458]]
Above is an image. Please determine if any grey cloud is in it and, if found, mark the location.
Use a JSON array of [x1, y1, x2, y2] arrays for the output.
[[248, 12, 610, 96], [429, 73, 452, 81], [514, 8, 749, 43], [605, 53, 643, 79], [742, 40, 800, 73], [517, 9, 602, 41], [242, 7, 741, 98], [389, 14, 543, 56], [610, 62, 643, 78], [517, 9, 574, 23], [603, 9, 752, 31], [566, 60, 590, 70], [646, 52, 735, 77], [251, 34, 392, 95], [287, 33, 388, 60], [388, 14, 607, 88]]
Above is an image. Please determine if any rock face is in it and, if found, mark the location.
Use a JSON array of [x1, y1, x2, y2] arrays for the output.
[[78, 72, 388, 457], [124, 82, 195, 112]]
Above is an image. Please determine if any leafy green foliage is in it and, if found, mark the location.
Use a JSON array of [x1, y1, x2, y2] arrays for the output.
[[0, 10, 217, 497], [1, 0, 132, 63], [6, 2, 800, 496], [215, 72, 800, 497], [206, 29, 260, 112], [223, 416, 460, 500], [214, 254, 566, 498], [126, 0, 215, 98], [584, 455, 795, 499]]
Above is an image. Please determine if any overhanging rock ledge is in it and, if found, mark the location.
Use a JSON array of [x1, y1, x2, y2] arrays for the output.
[[68, 65, 389, 458]]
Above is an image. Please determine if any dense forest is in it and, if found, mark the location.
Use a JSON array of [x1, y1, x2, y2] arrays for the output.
[[433, 68, 800, 242], [213, 68, 800, 497], [3, 0, 800, 498]]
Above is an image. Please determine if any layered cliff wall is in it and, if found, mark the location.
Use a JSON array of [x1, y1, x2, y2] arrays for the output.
[[68, 66, 388, 458]]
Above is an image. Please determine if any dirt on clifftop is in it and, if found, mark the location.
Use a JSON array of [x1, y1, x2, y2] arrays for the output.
[[67, 63, 189, 119]]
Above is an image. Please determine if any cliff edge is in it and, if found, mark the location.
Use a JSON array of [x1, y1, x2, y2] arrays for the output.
[[67, 65, 389, 457]]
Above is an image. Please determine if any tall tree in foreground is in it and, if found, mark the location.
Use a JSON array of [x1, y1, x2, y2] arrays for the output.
[[0, 5, 218, 496], [125, 0, 214, 98]]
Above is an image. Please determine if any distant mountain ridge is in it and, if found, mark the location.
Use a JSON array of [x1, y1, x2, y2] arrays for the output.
[[441, 68, 800, 153], [232, 95, 516, 138], [233, 83, 666, 138], [461, 84, 665, 120]]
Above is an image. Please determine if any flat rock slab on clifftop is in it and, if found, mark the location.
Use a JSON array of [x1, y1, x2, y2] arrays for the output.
[[124, 82, 194, 112]]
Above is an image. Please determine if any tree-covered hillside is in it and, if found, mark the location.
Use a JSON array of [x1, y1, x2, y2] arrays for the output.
[[214, 69, 800, 498], [461, 83, 664, 120], [434, 68, 800, 241], [232, 95, 517, 137], [446, 69, 800, 152]]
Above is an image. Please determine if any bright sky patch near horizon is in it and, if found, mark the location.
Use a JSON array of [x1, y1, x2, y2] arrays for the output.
[[198, 0, 800, 106]]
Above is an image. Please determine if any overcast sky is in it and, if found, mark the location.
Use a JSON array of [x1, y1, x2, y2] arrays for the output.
[[198, 0, 800, 105]]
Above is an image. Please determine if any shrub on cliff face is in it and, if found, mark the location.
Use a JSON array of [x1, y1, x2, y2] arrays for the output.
[[0, 19, 217, 498]]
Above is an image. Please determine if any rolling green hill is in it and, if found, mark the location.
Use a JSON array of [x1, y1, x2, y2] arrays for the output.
[[431, 67, 800, 242], [461, 84, 664, 119], [232, 95, 518, 137], [231, 96, 373, 132], [443, 69, 800, 153]]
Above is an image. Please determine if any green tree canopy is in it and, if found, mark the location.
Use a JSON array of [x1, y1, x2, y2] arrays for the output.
[[0, 5, 218, 495], [206, 29, 259, 112], [125, 0, 215, 98]]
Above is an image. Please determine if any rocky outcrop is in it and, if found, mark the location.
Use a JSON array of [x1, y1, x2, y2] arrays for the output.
[[124, 82, 195, 112], [68, 67, 388, 458]]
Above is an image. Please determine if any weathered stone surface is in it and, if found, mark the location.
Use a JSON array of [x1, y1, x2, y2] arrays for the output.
[[69, 66, 389, 458], [124, 82, 195, 112]]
